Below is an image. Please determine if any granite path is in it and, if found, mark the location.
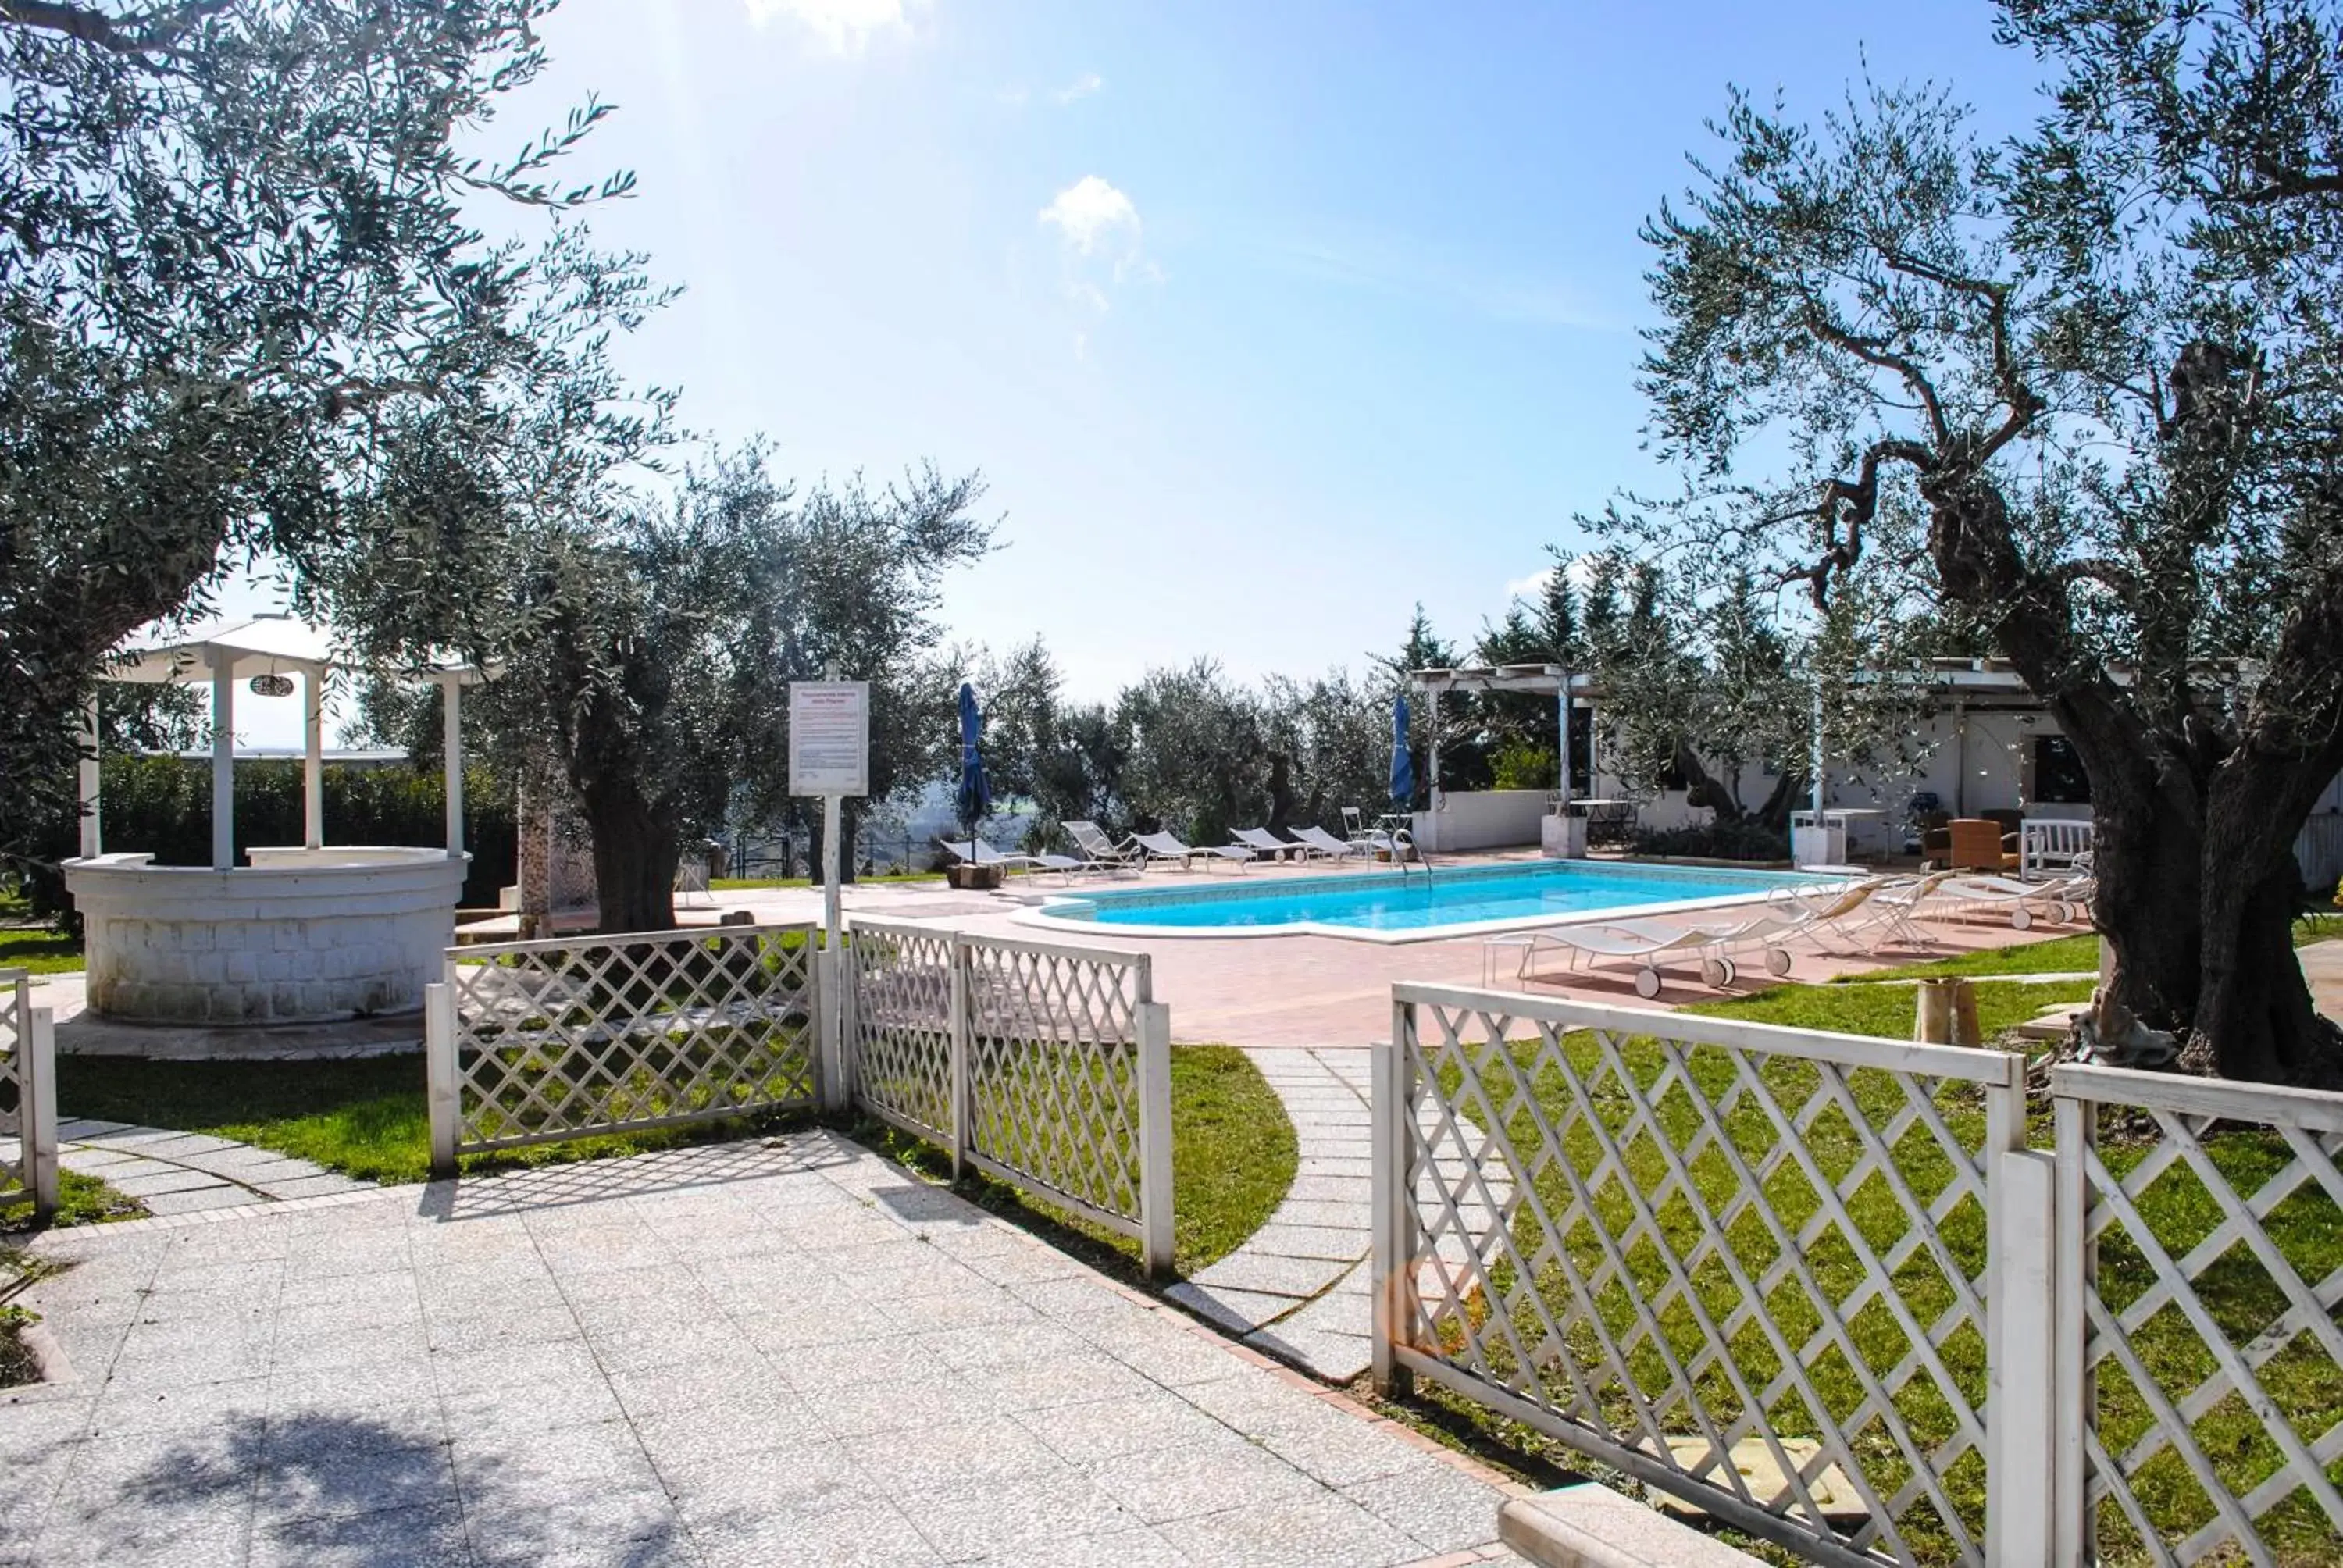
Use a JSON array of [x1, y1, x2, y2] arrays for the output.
[[2, 1131, 1529, 1568], [1168, 1049, 1378, 1381], [55, 1120, 366, 1217]]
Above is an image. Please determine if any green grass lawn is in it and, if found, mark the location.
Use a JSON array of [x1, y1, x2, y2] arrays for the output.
[[1692, 975, 2095, 1038], [1840, 910, 2340, 986], [53, 1053, 790, 1185], [52, 1039, 1299, 1279], [0, 933, 84, 974], [1, 1168, 147, 1231], [1409, 977, 2341, 1566]]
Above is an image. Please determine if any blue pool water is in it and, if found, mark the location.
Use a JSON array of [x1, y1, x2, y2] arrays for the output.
[[1040, 860, 1826, 935]]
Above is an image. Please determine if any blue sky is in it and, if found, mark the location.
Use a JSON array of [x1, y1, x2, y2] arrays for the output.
[[231, 0, 2050, 743]]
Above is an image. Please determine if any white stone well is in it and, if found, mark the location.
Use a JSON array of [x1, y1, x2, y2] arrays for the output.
[[61, 617, 487, 1027]]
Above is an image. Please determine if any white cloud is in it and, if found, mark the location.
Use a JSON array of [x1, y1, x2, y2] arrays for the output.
[[1505, 554, 1601, 604], [996, 84, 1030, 105], [1039, 176, 1158, 351], [1039, 175, 1141, 258], [744, 0, 918, 54], [1054, 72, 1104, 105]]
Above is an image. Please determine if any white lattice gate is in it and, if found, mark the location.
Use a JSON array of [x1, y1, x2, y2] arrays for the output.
[[2052, 1064, 2343, 1567], [0, 970, 57, 1220], [426, 924, 820, 1171], [1375, 983, 2051, 1568], [845, 921, 1174, 1277]]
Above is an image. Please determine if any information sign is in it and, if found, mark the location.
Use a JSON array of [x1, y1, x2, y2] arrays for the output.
[[789, 682, 870, 797]]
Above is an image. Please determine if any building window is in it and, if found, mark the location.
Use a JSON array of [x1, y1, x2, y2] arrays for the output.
[[2033, 734, 2090, 804]]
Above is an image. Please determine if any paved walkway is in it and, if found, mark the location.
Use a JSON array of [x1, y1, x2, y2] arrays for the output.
[[2, 1132, 1528, 1568], [55, 1121, 365, 1217], [1170, 1049, 1376, 1381]]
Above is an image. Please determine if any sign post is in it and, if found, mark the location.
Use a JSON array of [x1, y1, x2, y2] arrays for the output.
[[790, 679, 869, 1113]]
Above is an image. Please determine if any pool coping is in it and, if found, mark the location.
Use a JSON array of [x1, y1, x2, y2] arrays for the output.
[[1015, 861, 1846, 946]]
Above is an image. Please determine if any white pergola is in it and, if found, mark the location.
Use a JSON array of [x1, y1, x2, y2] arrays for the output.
[[83, 615, 487, 870], [1409, 664, 1597, 810]]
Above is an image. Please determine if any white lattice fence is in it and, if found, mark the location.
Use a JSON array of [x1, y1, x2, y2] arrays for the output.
[[1377, 984, 2047, 1568], [0, 971, 57, 1218], [845, 921, 1173, 1276], [844, 922, 957, 1143], [2052, 1064, 2343, 1568], [426, 924, 819, 1169]]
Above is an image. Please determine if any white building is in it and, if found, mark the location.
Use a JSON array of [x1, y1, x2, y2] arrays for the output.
[[1410, 660, 2343, 889]]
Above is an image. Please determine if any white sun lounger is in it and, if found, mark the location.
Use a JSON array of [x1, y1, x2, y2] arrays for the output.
[[1062, 820, 1143, 873], [1938, 871, 2092, 929], [1492, 919, 1739, 998], [937, 838, 1085, 878], [1229, 827, 1311, 861], [1131, 831, 1255, 871], [1287, 825, 1372, 861]]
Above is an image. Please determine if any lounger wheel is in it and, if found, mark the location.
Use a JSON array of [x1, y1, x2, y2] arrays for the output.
[[1699, 956, 1738, 989], [1634, 966, 1663, 999], [2048, 900, 2074, 926], [2010, 906, 2033, 931], [1766, 946, 1794, 977]]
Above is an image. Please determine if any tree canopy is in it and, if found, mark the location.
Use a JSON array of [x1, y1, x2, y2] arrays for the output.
[[1630, 0, 2343, 1081], [0, 0, 641, 866]]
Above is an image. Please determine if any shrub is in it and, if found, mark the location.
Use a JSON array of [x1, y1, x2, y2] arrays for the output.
[[24, 757, 516, 923], [1630, 818, 1790, 862], [1489, 742, 1560, 792]]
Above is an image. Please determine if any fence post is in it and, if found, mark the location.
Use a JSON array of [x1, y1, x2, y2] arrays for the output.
[[424, 981, 458, 1178], [1136, 995, 1175, 1280], [1371, 1001, 1416, 1397], [2052, 1089, 2092, 1567], [818, 940, 849, 1115], [1986, 1067, 2054, 1567], [24, 1004, 57, 1220], [948, 939, 971, 1181]]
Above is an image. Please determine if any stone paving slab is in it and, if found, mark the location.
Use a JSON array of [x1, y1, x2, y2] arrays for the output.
[[55, 1120, 366, 1217], [1179, 1048, 1380, 1379], [2, 1132, 1525, 1567]]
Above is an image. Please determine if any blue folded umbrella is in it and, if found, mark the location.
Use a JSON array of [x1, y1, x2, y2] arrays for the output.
[[1390, 693, 1414, 811], [955, 682, 991, 830]]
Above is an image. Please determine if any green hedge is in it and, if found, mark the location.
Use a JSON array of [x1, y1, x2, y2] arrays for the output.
[[51, 756, 516, 911]]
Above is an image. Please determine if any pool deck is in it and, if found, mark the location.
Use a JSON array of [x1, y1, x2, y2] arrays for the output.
[[663, 852, 2074, 1049]]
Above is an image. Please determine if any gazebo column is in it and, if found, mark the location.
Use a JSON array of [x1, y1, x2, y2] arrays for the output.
[[303, 665, 326, 851], [441, 676, 464, 857], [78, 696, 101, 858], [209, 647, 234, 871], [1556, 678, 1572, 811]]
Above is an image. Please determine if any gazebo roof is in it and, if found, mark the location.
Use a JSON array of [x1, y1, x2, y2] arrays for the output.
[[104, 615, 490, 686]]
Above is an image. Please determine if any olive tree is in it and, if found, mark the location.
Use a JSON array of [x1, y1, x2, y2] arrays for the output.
[[475, 448, 990, 932], [0, 0, 632, 862], [1637, 6, 2343, 1081]]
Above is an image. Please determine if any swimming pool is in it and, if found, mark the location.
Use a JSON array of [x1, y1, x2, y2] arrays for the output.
[[1029, 859, 1829, 943]]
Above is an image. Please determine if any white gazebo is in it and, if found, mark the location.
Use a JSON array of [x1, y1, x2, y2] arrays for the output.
[[62, 615, 487, 1027]]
